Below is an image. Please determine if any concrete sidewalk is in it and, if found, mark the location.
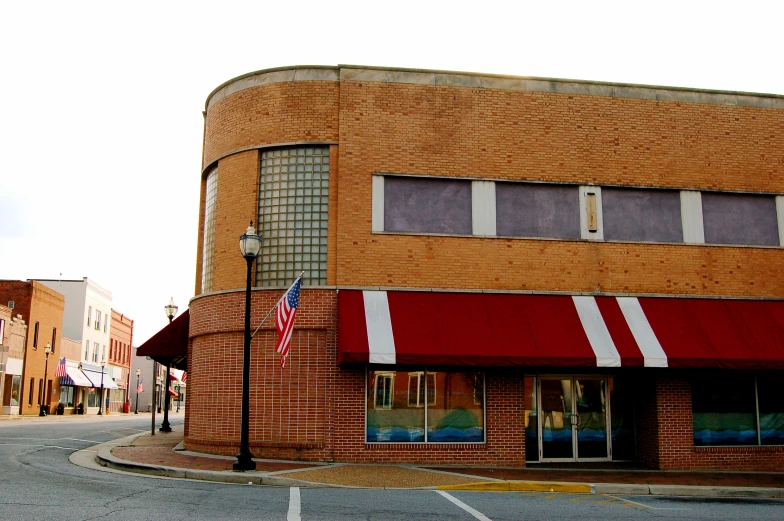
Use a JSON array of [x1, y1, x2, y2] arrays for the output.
[[77, 425, 784, 499]]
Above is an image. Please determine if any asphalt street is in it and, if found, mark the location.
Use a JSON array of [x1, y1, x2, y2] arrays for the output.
[[1, 414, 783, 520]]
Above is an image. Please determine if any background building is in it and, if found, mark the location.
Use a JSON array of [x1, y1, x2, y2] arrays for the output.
[[108, 309, 133, 413], [0, 304, 27, 415], [36, 278, 116, 414], [149, 65, 784, 471], [0, 281, 64, 415]]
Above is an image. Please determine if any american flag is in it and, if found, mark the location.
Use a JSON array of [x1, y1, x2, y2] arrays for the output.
[[54, 357, 67, 378], [137, 375, 144, 393], [276, 276, 302, 368], [181, 371, 187, 383]]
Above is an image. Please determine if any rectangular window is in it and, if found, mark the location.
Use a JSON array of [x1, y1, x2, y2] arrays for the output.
[[702, 193, 779, 246], [602, 188, 683, 242], [756, 376, 784, 446], [257, 147, 330, 287], [87, 306, 92, 327], [51, 328, 57, 353], [426, 372, 484, 442], [87, 388, 100, 408], [524, 375, 539, 462], [384, 176, 472, 235], [59, 385, 75, 407], [95, 310, 101, 331], [367, 369, 485, 443], [3, 375, 21, 407], [693, 375, 758, 446], [496, 183, 580, 239], [38, 379, 43, 405], [374, 373, 394, 409], [33, 322, 39, 349], [104, 313, 108, 333], [84, 341, 89, 361], [28, 378, 34, 406], [102, 345, 106, 362], [93, 342, 100, 363], [407, 372, 436, 407], [0, 318, 5, 343], [201, 167, 219, 293]]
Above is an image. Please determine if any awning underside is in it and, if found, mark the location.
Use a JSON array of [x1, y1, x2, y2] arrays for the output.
[[136, 310, 189, 370], [337, 291, 784, 369]]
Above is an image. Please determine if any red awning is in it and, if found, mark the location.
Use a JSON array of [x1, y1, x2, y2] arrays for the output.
[[136, 310, 189, 370], [337, 291, 784, 370]]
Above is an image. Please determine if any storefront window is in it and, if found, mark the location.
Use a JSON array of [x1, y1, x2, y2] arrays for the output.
[[427, 372, 484, 442], [59, 386, 75, 407], [366, 369, 484, 443], [87, 388, 100, 408], [693, 375, 757, 446], [757, 376, 784, 446], [3, 375, 21, 407]]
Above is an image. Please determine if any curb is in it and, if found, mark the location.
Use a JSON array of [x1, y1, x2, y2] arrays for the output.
[[83, 439, 784, 498]]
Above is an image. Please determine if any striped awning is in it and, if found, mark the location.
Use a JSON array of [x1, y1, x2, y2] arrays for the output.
[[337, 290, 784, 369], [82, 369, 119, 389], [59, 366, 92, 387]]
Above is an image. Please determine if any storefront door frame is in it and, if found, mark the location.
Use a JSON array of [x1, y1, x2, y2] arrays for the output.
[[537, 375, 612, 463]]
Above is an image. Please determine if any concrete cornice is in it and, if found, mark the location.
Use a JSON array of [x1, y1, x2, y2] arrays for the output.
[[205, 64, 784, 112]]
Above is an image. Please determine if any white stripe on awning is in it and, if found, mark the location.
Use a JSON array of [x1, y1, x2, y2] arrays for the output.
[[363, 291, 396, 364], [64, 366, 92, 387], [82, 369, 119, 389], [572, 296, 621, 367], [616, 297, 668, 367]]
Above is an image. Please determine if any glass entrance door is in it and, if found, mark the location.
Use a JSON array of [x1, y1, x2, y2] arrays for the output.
[[539, 376, 610, 461]]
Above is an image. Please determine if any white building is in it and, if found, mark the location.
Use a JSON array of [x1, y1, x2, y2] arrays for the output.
[[36, 277, 118, 413]]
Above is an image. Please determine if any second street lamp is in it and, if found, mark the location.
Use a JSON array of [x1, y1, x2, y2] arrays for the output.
[[234, 221, 262, 471], [39, 344, 52, 416], [160, 298, 178, 433], [134, 368, 141, 414], [98, 359, 106, 415]]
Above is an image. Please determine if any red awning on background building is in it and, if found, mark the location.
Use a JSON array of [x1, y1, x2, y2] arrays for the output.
[[136, 310, 189, 370], [337, 290, 784, 370]]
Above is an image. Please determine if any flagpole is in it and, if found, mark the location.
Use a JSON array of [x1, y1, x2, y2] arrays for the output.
[[250, 272, 304, 340]]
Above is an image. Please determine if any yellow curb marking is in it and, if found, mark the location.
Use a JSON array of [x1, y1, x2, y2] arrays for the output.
[[438, 481, 592, 494]]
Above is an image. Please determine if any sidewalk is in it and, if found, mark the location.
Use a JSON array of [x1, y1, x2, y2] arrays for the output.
[[84, 425, 784, 498]]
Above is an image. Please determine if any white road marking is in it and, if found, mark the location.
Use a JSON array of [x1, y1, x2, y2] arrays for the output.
[[0, 443, 78, 450], [605, 495, 691, 510], [1, 437, 98, 443], [436, 491, 493, 521], [288, 487, 301, 521]]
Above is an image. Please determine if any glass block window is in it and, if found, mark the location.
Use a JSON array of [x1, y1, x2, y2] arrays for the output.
[[257, 147, 330, 287], [201, 167, 218, 293]]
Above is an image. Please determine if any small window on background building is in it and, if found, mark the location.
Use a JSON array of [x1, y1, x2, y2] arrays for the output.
[[602, 188, 683, 243], [51, 328, 56, 352], [201, 167, 219, 293], [33, 322, 39, 349], [84, 341, 89, 361], [102, 345, 106, 362], [104, 313, 108, 333], [93, 342, 99, 363], [87, 306, 91, 327], [95, 310, 101, 331], [496, 183, 580, 239], [383, 176, 472, 235], [702, 193, 779, 246], [28, 378, 34, 406], [0, 318, 5, 344]]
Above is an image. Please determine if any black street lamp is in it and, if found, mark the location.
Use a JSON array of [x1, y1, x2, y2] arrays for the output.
[[160, 298, 177, 433], [98, 359, 106, 415], [39, 344, 52, 416], [134, 369, 141, 414], [234, 221, 262, 471]]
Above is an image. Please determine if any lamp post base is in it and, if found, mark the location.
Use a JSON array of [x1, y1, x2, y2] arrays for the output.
[[159, 421, 172, 433], [233, 452, 256, 471]]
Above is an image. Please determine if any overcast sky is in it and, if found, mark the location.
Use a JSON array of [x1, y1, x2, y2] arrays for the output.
[[1, 1, 781, 345]]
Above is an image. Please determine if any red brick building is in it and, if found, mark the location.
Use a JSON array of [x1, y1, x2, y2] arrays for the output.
[[155, 66, 784, 470], [0, 281, 64, 415], [108, 310, 133, 413]]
